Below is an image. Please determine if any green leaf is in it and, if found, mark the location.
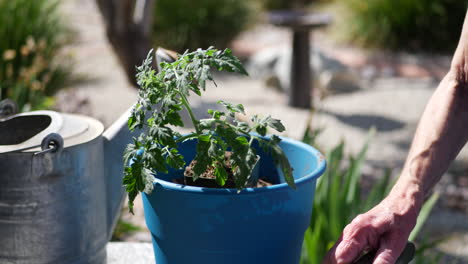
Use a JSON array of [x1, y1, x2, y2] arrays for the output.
[[193, 140, 212, 179], [198, 134, 211, 142], [199, 118, 216, 130], [345, 128, 375, 204], [257, 136, 294, 189], [255, 125, 267, 136], [208, 138, 224, 158], [149, 126, 176, 147], [123, 143, 137, 166], [144, 149, 168, 174], [252, 115, 286, 135], [165, 111, 184, 127], [363, 168, 391, 211], [217, 100, 245, 115], [236, 122, 251, 133], [127, 115, 137, 131], [302, 125, 324, 146], [409, 192, 439, 241], [208, 109, 225, 119], [265, 116, 286, 132], [235, 136, 249, 145], [212, 49, 248, 75], [214, 164, 228, 186], [166, 149, 186, 169], [122, 155, 146, 215], [230, 147, 258, 189]]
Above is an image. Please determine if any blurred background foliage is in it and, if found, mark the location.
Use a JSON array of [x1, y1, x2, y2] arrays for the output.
[[0, 0, 73, 112], [260, 0, 316, 10], [332, 0, 468, 52], [152, 0, 255, 52], [0, 0, 463, 110], [151, 0, 467, 54]]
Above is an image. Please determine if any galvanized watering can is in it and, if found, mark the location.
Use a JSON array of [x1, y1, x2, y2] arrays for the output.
[[0, 99, 132, 264]]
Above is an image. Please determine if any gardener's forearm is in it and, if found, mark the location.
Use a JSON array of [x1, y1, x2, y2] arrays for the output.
[[392, 10, 468, 204], [394, 73, 468, 202], [397, 69, 468, 203]]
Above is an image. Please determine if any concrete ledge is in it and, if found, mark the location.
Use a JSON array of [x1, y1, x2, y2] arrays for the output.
[[107, 242, 155, 263]]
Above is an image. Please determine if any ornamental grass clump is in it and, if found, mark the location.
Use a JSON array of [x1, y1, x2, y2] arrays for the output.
[[0, 0, 73, 111], [334, 0, 467, 52], [123, 47, 294, 213]]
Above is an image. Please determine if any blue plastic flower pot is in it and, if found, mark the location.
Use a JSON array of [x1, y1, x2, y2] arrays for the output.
[[142, 136, 326, 264]]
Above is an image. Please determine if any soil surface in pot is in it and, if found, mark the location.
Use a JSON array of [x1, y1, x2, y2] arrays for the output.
[[173, 152, 274, 189], [173, 177, 273, 189]]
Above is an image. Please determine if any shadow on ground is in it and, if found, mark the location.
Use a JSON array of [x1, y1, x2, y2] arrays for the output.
[[322, 109, 406, 132]]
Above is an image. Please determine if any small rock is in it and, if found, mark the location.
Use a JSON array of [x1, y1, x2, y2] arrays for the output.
[[248, 46, 361, 95]]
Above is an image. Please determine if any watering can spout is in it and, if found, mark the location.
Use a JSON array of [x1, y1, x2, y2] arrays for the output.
[[103, 106, 134, 240]]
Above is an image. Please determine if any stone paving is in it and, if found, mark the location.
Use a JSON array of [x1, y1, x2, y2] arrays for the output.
[[60, 0, 468, 262], [107, 242, 154, 263]]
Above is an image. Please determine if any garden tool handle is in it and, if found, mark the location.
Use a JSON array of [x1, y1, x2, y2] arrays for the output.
[[353, 242, 415, 264]]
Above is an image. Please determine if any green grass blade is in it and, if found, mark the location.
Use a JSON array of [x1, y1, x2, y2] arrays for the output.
[[362, 168, 391, 211], [409, 192, 439, 241], [345, 128, 375, 204]]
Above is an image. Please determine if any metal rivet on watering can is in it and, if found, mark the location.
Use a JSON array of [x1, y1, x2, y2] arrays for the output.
[[0, 100, 134, 264], [35, 133, 64, 155]]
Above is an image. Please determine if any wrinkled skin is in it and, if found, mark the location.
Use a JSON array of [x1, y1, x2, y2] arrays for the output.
[[323, 9, 468, 264], [323, 184, 421, 264]]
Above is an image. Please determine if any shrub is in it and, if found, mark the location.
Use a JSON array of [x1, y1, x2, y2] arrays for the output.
[[152, 0, 254, 52], [259, 0, 316, 11], [335, 0, 468, 52], [0, 0, 73, 111], [261, 0, 296, 10]]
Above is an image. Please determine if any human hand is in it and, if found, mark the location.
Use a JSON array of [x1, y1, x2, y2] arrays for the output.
[[322, 187, 422, 264]]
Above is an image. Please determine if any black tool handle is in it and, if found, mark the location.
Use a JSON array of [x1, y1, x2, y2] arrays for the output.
[[353, 242, 415, 264]]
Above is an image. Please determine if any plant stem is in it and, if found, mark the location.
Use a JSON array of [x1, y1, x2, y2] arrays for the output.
[[175, 134, 197, 143], [248, 135, 255, 147], [179, 92, 201, 135]]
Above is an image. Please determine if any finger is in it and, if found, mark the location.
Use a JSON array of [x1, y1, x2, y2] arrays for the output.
[[336, 214, 384, 263], [325, 217, 378, 264], [322, 231, 363, 264], [333, 237, 371, 264], [372, 233, 408, 264]]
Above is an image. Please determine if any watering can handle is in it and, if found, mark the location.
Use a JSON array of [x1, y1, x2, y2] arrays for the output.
[[352, 242, 415, 264]]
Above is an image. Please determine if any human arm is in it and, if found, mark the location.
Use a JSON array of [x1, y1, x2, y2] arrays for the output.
[[323, 9, 468, 264]]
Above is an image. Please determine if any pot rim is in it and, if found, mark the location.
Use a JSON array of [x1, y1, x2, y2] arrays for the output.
[[152, 136, 326, 195]]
